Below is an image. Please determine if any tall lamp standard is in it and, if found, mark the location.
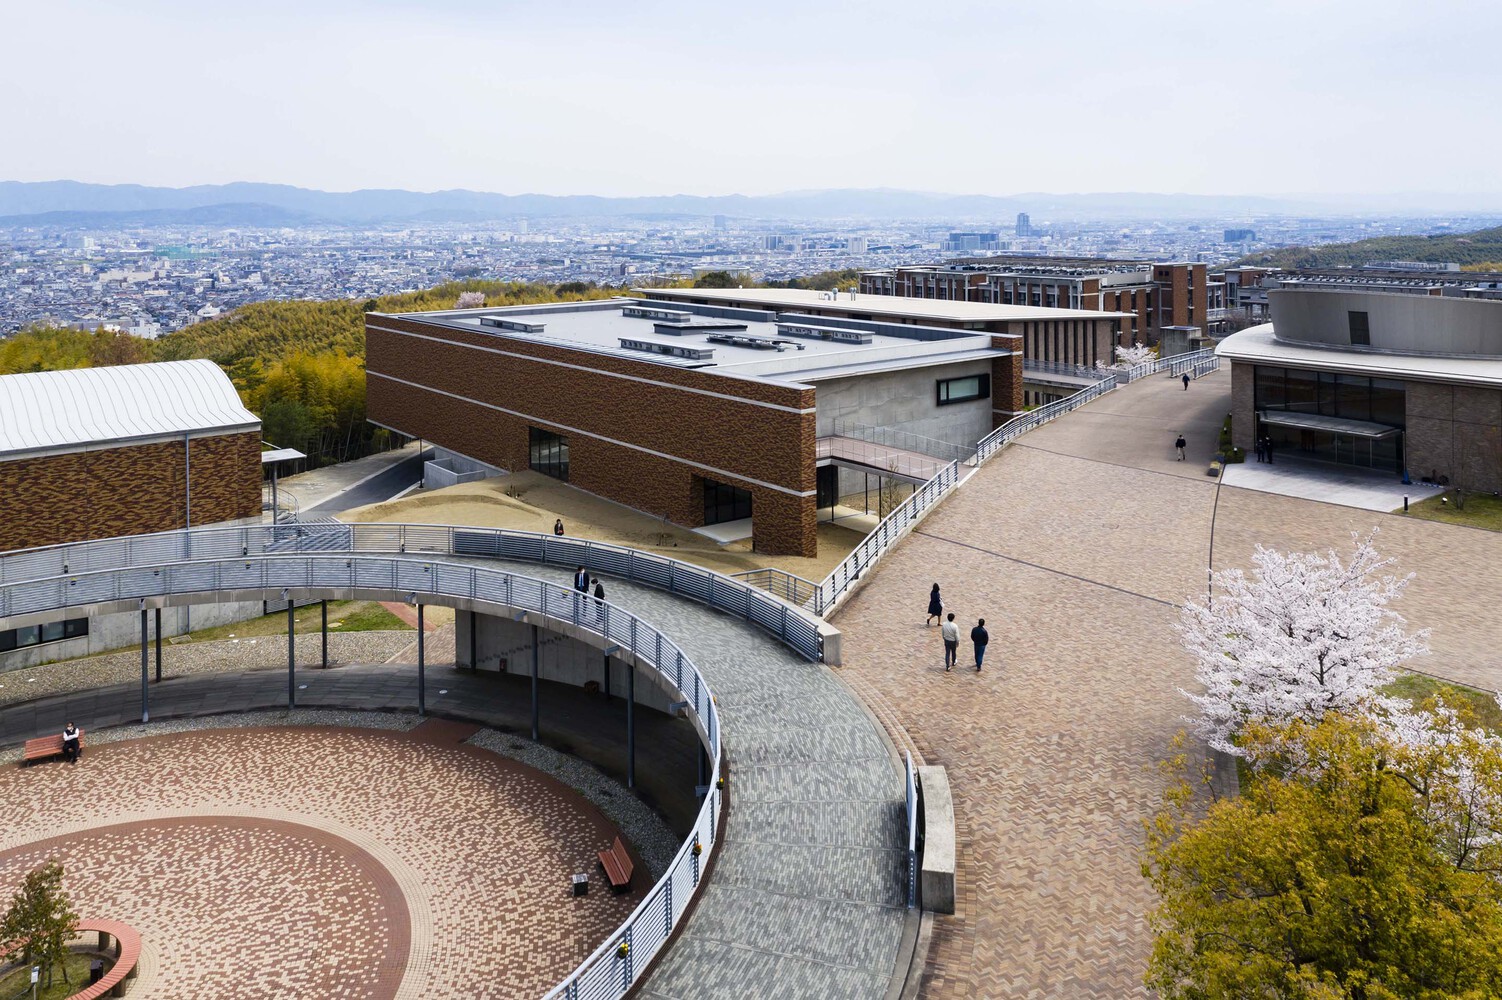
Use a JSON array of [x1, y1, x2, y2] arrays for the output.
[[1205, 413, 1231, 609]]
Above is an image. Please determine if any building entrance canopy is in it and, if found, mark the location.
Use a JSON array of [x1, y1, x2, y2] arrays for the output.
[[1258, 410, 1401, 439]]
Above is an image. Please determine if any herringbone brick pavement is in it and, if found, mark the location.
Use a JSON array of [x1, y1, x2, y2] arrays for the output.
[[833, 371, 1502, 998]]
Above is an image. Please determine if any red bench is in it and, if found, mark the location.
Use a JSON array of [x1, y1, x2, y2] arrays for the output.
[[597, 835, 634, 894], [22, 730, 84, 766], [71, 919, 141, 999]]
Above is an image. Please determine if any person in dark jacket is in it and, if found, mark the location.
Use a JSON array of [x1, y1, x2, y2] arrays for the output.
[[574, 566, 590, 592], [971, 619, 989, 671], [1182, 372, 1191, 390], [926, 583, 943, 626], [554, 519, 566, 536]]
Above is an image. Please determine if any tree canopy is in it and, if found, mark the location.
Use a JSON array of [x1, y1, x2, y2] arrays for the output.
[[1145, 714, 1502, 1000], [1, 860, 79, 989], [1233, 225, 1502, 270]]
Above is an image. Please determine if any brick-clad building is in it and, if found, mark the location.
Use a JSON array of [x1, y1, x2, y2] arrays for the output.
[[0, 359, 263, 552], [367, 289, 1055, 557], [860, 256, 1229, 345]]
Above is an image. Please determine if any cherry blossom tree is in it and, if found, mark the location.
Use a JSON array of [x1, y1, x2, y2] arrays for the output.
[[455, 291, 485, 309], [1177, 531, 1430, 755], [1115, 341, 1156, 367]]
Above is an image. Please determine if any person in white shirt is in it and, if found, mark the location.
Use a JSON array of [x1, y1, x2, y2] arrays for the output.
[[940, 613, 960, 672], [62, 722, 80, 764]]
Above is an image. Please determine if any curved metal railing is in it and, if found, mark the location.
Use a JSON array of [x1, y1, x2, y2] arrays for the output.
[[0, 552, 722, 1000], [0, 523, 824, 661]]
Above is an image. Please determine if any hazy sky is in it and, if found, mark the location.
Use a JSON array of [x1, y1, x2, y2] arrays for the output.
[[5, 0, 1500, 197]]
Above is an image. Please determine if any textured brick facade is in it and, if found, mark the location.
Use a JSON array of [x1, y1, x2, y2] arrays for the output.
[[990, 340, 1025, 426], [366, 317, 818, 556], [0, 432, 262, 552]]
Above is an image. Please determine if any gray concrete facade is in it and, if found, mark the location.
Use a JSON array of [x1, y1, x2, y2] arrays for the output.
[[813, 360, 994, 449], [1, 598, 263, 674]]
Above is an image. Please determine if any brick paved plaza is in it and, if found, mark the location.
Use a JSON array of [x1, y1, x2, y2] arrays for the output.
[[0, 723, 642, 998], [834, 369, 1502, 997]]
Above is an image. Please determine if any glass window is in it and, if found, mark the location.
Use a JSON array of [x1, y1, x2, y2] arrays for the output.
[[937, 374, 990, 406], [1284, 368, 1318, 414], [1370, 378, 1405, 428], [1254, 366, 1286, 411], [702, 478, 753, 525], [1336, 373, 1370, 422], [0, 617, 88, 652], [40, 621, 66, 643], [528, 427, 570, 481]]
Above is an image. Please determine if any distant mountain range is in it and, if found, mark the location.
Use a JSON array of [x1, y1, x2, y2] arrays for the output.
[[3, 180, 1502, 227]]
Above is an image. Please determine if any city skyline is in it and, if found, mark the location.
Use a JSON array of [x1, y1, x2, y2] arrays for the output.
[[5, 0, 1502, 199]]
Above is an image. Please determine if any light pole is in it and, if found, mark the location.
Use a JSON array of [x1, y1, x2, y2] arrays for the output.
[[1206, 413, 1231, 609]]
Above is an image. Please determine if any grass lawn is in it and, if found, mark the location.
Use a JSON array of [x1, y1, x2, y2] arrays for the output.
[[1395, 491, 1502, 531], [1384, 673, 1502, 733], [177, 600, 412, 644], [0, 953, 98, 1000]]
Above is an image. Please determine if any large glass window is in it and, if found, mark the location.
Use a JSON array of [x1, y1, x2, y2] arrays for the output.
[[702, 478, 753, 525], [0, 617, 88, 653], [528, 427, 570, 481], [936, 373, 990, 406], [1348, 311, 1371, 346]]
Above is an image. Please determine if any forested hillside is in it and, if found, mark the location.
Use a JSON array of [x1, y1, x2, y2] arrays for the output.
[[0, 280, 620, 469], [1235, 224, 1502, 270]]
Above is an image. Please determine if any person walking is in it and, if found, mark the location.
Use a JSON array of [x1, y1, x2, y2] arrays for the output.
[[1182, 372, 1191, 390], [925, 583, 943, 626], [1175, 433, 1187, 461], [941, 613, 959, 671], [554, 519, 565, 536], [1264, 436, 1274, 465], [593, 579, 606, 620], [970, 618, 989, 671]]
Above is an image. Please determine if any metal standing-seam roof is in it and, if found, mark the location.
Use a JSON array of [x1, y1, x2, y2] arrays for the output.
[[0, 359, 260, 459]]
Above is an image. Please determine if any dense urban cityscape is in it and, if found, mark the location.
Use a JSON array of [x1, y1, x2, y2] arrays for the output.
[[5, 208, 1499, 335]]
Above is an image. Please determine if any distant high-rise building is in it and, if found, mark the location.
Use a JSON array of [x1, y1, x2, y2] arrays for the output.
[[762, 235, 785, 250], [847, 236, 868, 254], [1223, 228, 1256, 243], [713, 214, 728, 230], [517, 218, 529, 234], [1016, 213, 1031, 237], [941, 232, 1000, 253]]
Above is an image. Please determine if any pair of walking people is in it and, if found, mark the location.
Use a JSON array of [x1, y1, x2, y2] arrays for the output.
[[928, 583, 989, 672]]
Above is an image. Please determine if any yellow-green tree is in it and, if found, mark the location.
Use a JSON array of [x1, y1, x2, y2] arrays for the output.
[[1143, 715, 1502, 999], [1, 860, 79, 989]]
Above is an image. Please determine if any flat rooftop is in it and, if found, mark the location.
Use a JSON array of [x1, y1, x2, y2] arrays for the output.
[[379, 297, 1016, 385], [643, 285, 1132, 323]]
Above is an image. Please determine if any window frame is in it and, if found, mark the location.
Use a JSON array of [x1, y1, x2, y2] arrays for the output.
[[936, 373, 991, 407]]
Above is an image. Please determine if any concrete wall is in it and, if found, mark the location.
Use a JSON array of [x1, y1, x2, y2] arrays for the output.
[[1269, 289, 1502, 356], [425, 448, 503, 489], [812, 360, 993, 447], [1, 598, 264, 674], [453, 609, 678, 713], [1407, 382, 1502, 492]]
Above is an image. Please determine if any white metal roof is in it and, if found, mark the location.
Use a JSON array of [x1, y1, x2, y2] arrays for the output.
[[0, 359, 260, 458]]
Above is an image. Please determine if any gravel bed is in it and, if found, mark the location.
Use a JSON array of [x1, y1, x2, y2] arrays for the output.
[[0, 631, 419, 708], [466, 729, 682, 881]]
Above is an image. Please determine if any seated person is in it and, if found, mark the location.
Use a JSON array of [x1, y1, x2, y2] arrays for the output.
[[62, 722, 80, 763]]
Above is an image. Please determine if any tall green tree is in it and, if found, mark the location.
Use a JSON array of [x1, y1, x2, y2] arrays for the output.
[[1143, 716, 1502, 1000], [1, 861, 79, 988]]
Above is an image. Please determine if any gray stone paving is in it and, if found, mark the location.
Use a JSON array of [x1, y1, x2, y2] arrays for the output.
[[0, 558, 910, 999]]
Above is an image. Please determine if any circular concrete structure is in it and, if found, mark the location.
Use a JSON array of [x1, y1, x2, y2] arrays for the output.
[[0, 723, 643, 999]]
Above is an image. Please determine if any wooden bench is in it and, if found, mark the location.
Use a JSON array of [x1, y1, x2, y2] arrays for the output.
[[22, 730, 84, 766], [597, 835, 634, 894], [71, 918, 141, 999]]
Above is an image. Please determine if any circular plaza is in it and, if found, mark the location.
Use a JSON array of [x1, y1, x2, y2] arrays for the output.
[[0, 721, 645, 998]]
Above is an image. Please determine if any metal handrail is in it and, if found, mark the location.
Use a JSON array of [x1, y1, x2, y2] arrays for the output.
[[809, 460, 960, 615], [0, 552, 721, 1000], [973, 374, 1120, 464], [828, 418, 974, 464], [0, 523, 826, 663], [727, 567, 819, 608]]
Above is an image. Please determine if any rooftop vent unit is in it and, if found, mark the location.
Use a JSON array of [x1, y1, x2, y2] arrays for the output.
[[623, 305, 694, 323], [705, 333, 806, 352], [480, 316, 547, 334], [618, 337, 715, 361], [776, 322, 874, 345], [652, 321, 750, 335]]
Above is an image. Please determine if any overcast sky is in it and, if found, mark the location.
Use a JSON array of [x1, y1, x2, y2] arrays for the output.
[[5, 0, 1499, 197]]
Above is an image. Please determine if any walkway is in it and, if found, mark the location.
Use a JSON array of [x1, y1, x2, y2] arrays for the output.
[[832, 368, 1502, 997], [0, 559, 912, 999], [1221, 456, 1443, 512]]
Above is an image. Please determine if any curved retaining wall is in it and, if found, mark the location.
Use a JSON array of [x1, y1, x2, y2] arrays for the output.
[[0, 551, 721, 1000]]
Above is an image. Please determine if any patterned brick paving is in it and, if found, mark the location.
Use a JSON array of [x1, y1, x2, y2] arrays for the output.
[[832, 370, 1502, 998], [0, 724, 642, 998]]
